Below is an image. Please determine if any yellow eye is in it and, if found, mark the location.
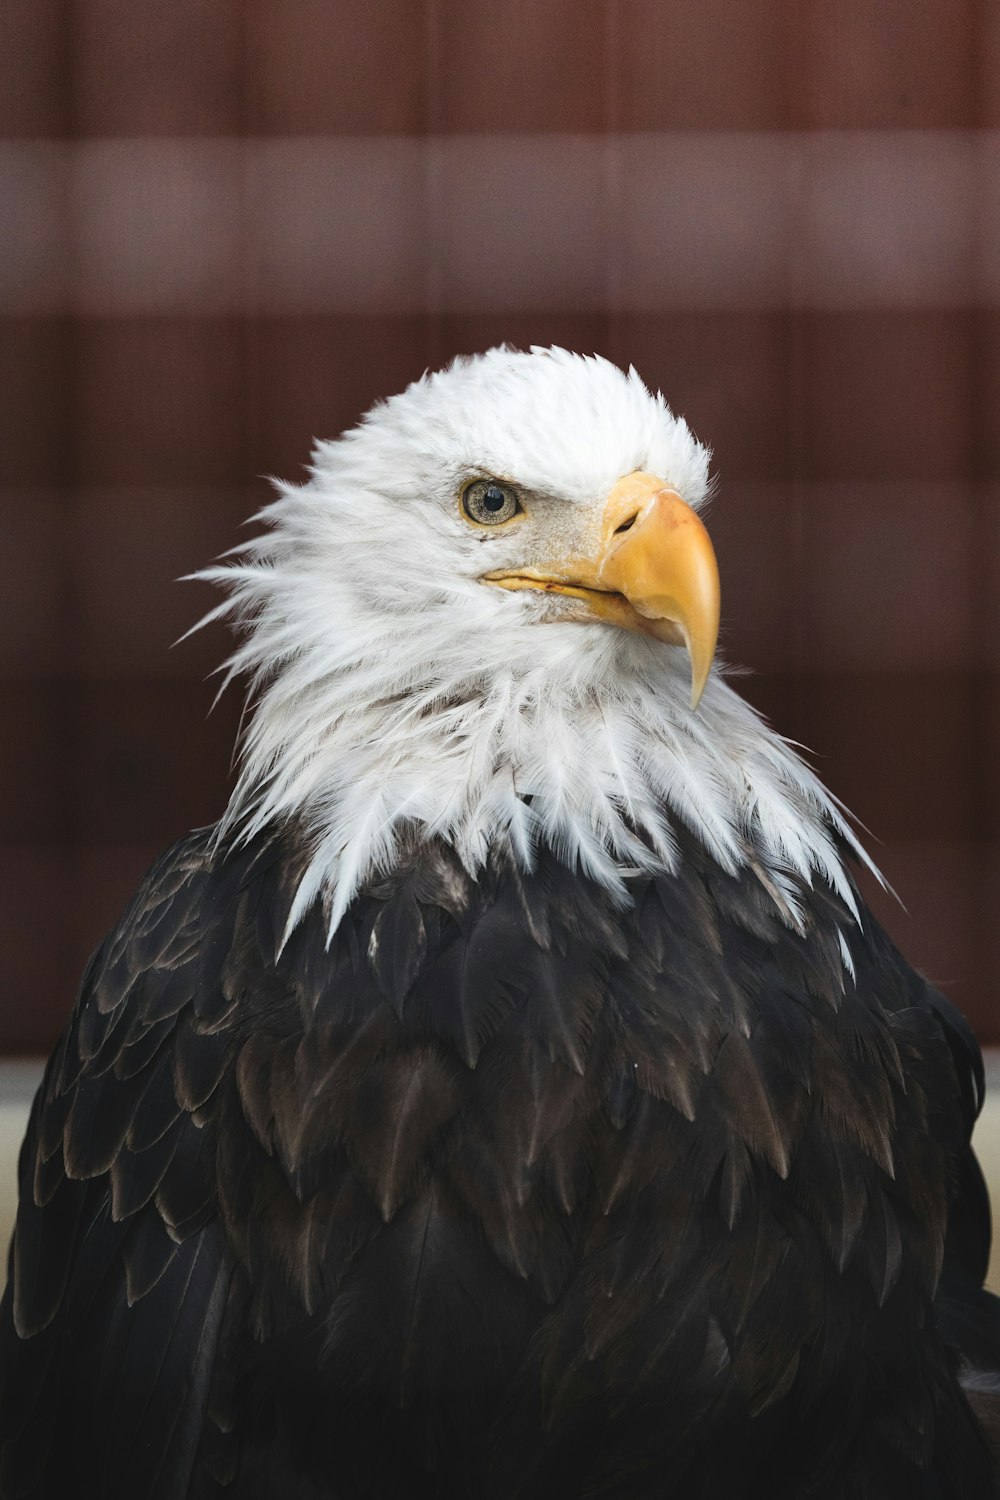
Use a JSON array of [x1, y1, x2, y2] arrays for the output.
[[462, 479, 522, 526]]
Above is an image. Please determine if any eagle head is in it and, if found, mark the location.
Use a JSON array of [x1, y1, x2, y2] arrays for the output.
[[199, 346, 861, 941]]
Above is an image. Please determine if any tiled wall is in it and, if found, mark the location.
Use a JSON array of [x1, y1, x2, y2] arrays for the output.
[[2, 1, 999, 1051]]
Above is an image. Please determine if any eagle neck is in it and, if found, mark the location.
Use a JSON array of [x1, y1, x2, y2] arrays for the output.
[[219, 652, 870, 951]]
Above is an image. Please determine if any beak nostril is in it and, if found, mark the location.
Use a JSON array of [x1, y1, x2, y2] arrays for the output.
[[614, 513, 638, 535]]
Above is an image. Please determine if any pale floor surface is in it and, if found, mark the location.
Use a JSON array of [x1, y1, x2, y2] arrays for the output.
[[2, 1058, 1000, 1292]]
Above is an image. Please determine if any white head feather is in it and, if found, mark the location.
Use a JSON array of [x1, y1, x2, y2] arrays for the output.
[[195, 346, 872, 949]]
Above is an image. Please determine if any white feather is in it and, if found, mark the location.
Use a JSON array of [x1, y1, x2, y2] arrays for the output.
[[191, 347, 876, 954]]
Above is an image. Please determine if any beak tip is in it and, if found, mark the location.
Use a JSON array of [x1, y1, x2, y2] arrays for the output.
[[689, 660, 712, 712], [681, 624, 713, 712]]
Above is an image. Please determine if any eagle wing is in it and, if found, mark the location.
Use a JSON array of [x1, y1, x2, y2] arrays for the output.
[[0, 833, 235, 1500]]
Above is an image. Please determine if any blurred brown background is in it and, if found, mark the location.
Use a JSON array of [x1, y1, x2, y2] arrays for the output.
[[1, 0, 999, 1054]]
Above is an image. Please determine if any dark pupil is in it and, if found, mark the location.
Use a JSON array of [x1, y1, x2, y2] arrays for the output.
[[483, 485, 506, 512]]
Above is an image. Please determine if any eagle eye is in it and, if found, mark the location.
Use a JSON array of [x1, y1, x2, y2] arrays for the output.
[[462, 479, 521, 526]]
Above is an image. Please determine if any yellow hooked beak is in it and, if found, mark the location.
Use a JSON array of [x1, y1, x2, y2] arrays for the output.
[[483, 471, 721, 709]]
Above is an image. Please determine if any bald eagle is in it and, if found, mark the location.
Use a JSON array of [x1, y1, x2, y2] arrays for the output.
[[2, 347, 998, 1498]]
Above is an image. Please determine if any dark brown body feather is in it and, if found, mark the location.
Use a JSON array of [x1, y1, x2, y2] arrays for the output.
[[1, 824, 998, 1498]]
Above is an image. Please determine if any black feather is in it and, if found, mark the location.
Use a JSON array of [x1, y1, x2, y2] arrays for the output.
[[366, 885, 427, 1014], [1, 822, 997, 1499]]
